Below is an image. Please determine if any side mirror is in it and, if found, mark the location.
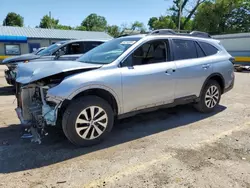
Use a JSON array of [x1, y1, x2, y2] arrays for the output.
[[120, 55, 133, 67]]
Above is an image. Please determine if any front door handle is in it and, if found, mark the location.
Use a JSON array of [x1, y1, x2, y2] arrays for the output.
[[202, 64, 211, 69], [165, 69, 176, 75]]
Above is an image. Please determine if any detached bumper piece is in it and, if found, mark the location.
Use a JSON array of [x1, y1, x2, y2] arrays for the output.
[[234, 64, 250, 72], [15, 107, 46, 144]]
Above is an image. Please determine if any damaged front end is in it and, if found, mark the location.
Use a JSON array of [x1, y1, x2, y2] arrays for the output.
[[15, 81, 63, 144], [5, 64, 18, 85], [14, 60, 102, 143]]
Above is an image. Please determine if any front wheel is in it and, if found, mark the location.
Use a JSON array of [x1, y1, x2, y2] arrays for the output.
[[194, 80, 221, 113], [62, 96, 114, 146]]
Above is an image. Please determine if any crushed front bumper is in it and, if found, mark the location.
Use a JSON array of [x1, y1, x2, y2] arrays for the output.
[[4, 69, 16, 85], [15, 107, 31, 128]]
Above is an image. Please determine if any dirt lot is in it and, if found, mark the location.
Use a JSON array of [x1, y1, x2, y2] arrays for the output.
[[0, 65, 250, 188]]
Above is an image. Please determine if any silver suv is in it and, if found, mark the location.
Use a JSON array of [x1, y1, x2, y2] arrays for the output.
[[15, 30, 235, 146]]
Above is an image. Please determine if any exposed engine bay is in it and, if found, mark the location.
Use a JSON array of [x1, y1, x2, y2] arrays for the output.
[[15, 81, 61, 144]]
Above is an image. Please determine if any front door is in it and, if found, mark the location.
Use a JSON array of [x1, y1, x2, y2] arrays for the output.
[[120, 39, 176, 113]]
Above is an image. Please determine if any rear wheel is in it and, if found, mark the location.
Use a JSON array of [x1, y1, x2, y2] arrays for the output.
[[194, 80, 221, 113], [62, 96, 114, 146]]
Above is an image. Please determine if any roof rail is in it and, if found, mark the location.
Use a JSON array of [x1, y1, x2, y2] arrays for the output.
[[149, 29, 176, 35], [190, 31, 211, 38], [148, 29, 211, 38], [116, 33, 144, 38]]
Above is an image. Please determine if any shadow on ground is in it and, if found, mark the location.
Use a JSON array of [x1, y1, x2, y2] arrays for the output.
[[0, 86, 15, 96], [0, 104, 226, 173]]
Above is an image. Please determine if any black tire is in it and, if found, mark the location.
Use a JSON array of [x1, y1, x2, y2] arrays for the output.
[[194, 80, 221, 113], [62, 96, 114, 146]]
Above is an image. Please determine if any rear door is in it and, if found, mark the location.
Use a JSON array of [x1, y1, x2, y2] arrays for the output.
[[171, 39, 213, 98]]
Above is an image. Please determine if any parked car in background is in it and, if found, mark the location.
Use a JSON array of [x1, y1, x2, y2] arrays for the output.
[[15, 29, 234, 146], [31, 47, 47, 55], [2, 39, 108, 85]]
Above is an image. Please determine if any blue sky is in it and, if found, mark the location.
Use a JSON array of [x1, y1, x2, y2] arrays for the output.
[[0, 0, 171, 28]]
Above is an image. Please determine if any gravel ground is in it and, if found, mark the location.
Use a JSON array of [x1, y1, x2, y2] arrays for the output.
[[0, 65, 250, 188]]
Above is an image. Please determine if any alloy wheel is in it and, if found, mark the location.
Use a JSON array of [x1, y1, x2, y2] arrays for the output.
[[75, 106, 108, 140], [205, 85, 219, 108]]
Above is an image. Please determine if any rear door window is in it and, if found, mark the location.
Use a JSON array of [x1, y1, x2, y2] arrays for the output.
[[66, 42, 84, 54], [172, 39, 197, 60], [199, 41, 219, 56], [84, 42, 103, 53]]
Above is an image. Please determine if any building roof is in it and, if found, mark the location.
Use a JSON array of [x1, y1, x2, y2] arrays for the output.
[[0, 26, 112, 40], [212, 32, 250, 39]]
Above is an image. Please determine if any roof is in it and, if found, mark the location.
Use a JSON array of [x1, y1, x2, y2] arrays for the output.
[[120, 33, 218, 43], [212, 33, 250, 39], [0, 26, 112, 40]]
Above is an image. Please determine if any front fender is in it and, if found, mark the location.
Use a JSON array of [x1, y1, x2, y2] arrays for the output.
[[67, 84, 122, 114], [47, 67, 123, 114]]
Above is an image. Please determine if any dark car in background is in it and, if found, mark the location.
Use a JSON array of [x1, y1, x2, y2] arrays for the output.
[[2, 39, 108, 85]]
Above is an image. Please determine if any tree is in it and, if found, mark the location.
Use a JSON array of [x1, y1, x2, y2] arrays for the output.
[[39, 15, 59, 28], [106, 25, 120, 37], [148, 17, 158, 30], [120, 21, 146, 34], [148, 16, 177, 30], [75, 26, 87, 31], [81, 13, 107, 31], [193, 0, 250, 34], [55, 25, 72, 30], [131, 21, 146, 33], [169, 0, 207, 30], [3, 12, 24, 27], [225, 0, 250, 33], [193, 2, 218, 33]]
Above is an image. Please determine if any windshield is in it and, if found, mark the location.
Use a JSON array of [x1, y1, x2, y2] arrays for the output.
[[37, 42, 65, 56], [77, 37, 141, 64]]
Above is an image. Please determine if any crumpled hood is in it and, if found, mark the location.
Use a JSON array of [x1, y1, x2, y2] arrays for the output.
[[16, 61, 102, 84], [2, 54, 40, 64]]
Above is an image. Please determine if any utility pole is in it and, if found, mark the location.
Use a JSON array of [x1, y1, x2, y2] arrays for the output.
[[178, 0, 183, 32], [49, 11, 52, 29]]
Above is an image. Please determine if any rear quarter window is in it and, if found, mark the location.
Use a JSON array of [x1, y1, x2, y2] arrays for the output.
[[199, 41, 219, 56], [172, 39, 197, 60]]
